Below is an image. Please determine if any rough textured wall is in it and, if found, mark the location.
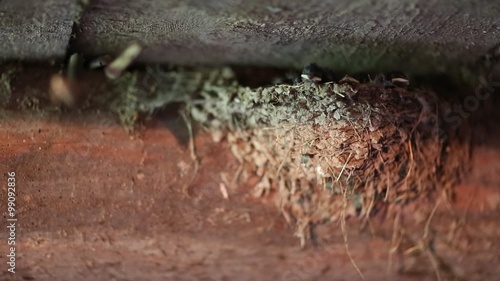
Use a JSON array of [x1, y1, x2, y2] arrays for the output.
[[2, 0, 500, 73], [74, 0, 500, 73], [0, 0, 81, 60]]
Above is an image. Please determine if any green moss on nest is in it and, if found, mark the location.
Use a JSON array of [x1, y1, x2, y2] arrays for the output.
[[108, 67, 237, 131]]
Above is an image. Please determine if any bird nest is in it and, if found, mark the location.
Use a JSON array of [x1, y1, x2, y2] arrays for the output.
[[185, 68, 467, 245]]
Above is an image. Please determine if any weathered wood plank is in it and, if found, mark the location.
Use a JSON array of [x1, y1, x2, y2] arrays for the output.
[[73, 0, 500, 73], [0, 0, 81, 61]]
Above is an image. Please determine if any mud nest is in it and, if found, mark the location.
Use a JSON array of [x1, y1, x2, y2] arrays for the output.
[[110, 67, 466, 244], [180, 68, 467, 244]]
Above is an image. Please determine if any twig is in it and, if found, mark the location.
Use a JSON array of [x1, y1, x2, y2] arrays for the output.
[[404, 194, 443, 281], [395, 139, 414, 202], [67, 53, 81, 81], [277, 129, 295, 174], [387, 209, 401, 278], [179, 110, 200, 196], [341, 187, 365, 280], [424, 194, 441, 240], [105, 43, 142, 80], [360, 183, 375, 230], [336, 152, 353, 182], [425, 246, 442, 281]]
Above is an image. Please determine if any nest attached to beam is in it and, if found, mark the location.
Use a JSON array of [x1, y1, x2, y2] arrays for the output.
[[182, 68, 467, 244]]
